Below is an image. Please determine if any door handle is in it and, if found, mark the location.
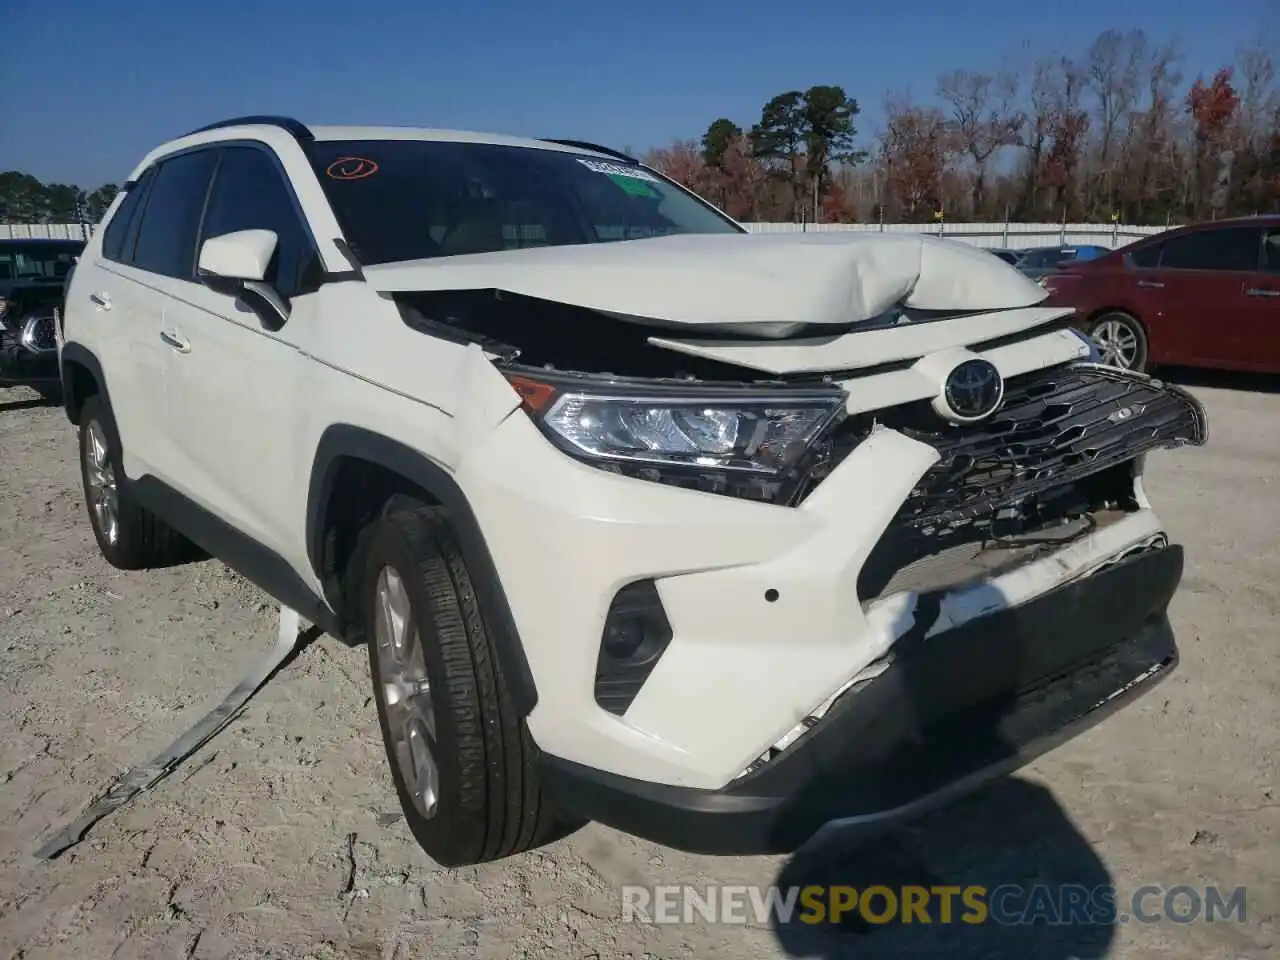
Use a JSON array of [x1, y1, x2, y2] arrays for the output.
[[159, 330, 191, 353], [89, 292, 111, 309], [1137, 280, 1165, 289], [1244, 288, 1280, 298]]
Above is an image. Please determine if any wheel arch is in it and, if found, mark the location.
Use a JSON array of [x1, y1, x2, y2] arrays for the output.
[[306, 424, 538, 716], [1084, 306, 1148, 335], [59, 342, 109, 426]]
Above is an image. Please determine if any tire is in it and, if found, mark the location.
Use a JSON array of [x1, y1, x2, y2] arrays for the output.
[[363, 497, 565, 866], [77, 394, 194, 570], [1087, 312, 1149, 372]]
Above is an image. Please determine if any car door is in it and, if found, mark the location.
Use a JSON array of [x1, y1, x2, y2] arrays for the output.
[[65, 165, 171, 480], [159, 143, 322, 564], [1138, 226, 1263, 367], [101, 148, 222, 486]]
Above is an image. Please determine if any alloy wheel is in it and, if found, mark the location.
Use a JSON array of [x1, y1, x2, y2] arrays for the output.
[[374, 565, 440, 820], [84, 419, 120, 546], [1092, 319, 1141, 369]]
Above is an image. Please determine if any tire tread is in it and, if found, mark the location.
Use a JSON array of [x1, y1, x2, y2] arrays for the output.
[[369, 498, 561, 865]]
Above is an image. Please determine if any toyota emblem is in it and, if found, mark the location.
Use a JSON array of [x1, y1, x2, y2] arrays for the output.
[[941, 359, 1005, 422]]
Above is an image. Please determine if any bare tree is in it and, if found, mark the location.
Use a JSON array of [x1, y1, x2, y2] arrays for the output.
[[937, 70, 1026, 217], [879, 91, 956, 219], [1085, 29, 1147, 212], [1121, 40, 1184, 220]]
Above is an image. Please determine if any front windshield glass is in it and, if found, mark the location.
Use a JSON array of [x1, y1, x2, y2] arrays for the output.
[[305, 139, 743, 266], [0, 242, 82, 282]]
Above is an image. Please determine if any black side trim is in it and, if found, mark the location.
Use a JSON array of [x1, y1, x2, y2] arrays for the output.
[[130, 477, 339, 636], [58, 341, 108, 426], [184, 115, 315, 141], [306, 425, 538, 716]]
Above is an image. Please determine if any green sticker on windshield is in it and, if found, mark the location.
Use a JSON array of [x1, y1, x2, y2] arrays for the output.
[[609, 174, 658, 198]]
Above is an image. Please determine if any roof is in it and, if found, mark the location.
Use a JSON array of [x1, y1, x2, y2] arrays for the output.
[[132, 117, 635, 183], [174, 118, 624, 158], [1174, 213, 1280, 228], [305, 125, 609, 155]]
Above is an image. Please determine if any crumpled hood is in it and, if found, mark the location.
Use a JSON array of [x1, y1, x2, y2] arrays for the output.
[[362, 232, 1049, 337]]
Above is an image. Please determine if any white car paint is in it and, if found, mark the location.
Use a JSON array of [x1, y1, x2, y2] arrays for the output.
[[61, 121, 1194, 797], [197, 229, 277, 281]]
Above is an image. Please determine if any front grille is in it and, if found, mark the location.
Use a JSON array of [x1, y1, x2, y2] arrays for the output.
[[815, 364, 1207, 528]]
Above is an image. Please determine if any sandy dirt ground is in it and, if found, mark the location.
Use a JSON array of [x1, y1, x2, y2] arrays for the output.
[[0, 375, 1275, 960]]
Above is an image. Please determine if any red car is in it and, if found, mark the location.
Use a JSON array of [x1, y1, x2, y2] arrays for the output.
[[1040, 215, 1280, 372]]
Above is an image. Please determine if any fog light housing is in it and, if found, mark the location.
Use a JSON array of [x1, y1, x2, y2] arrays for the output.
[[594, 580, 672, 716]]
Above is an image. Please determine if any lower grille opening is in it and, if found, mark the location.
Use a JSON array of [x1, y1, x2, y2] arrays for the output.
[[858, 460, 1140, 603]]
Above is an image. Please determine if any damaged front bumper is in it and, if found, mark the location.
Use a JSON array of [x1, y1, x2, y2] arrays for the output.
[[454, 358, 1203, 853], [540, 544, 1181, 855]]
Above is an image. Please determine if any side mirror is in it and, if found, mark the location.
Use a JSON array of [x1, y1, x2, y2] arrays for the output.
[[197, 229, 278, 283]]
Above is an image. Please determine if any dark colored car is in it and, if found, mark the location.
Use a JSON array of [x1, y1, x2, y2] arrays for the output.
[[0, 236, 85, 392], [1016, 244, 1110, 281], [987, 248, 1024, 266], [1041, 217, 1280, 372]]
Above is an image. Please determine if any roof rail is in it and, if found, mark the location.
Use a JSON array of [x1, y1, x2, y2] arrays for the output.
[[184, 115, 314, 141], [540, 138, 638, 164]]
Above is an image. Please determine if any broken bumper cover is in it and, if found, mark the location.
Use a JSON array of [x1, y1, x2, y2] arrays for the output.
[[538, 544, 1182, 855]]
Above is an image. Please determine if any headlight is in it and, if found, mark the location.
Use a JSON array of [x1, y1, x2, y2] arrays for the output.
[[505, 370, 846, 500]]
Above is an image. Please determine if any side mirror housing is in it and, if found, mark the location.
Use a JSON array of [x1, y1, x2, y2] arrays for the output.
[[197, 229, 278, 283]]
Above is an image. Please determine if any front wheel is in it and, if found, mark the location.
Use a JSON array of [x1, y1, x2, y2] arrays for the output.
[[363, 497, 567, 866], [1088, 312, 1149, 372]]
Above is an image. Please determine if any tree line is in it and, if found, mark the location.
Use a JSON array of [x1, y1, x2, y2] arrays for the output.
[[642, 29, 1280, 225], [0, 172, 119, 225]]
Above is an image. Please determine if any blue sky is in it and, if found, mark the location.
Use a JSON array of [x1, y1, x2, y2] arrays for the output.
[[2, 0, 1276, 188]]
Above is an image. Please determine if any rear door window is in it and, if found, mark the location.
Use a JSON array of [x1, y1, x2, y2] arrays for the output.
[[1157, 228, 1262, 272], [131, 150, 219, 279], [101, 169, 156, 264]]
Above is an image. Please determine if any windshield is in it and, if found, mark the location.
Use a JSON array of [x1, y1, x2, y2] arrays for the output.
[[304, 139, 743, 266], [0, 242, 82, 282]]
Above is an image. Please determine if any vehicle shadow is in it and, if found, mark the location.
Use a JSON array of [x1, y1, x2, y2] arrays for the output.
[[755, 569, 1161, 959], [1154, 365, 1280, 395], [0, 395, 56, 412], [770, 777, 1116, 959]]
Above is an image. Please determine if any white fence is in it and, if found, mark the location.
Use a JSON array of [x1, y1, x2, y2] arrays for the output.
[[3, 219, 1167, 250], [1, 223, 95, 241]]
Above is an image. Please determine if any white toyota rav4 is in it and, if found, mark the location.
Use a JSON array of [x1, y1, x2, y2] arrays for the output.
[[59, 116, 1206, 867]]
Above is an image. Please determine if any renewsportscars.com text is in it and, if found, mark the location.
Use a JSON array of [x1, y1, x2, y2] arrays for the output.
[[621, 883, 1247, 927]]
